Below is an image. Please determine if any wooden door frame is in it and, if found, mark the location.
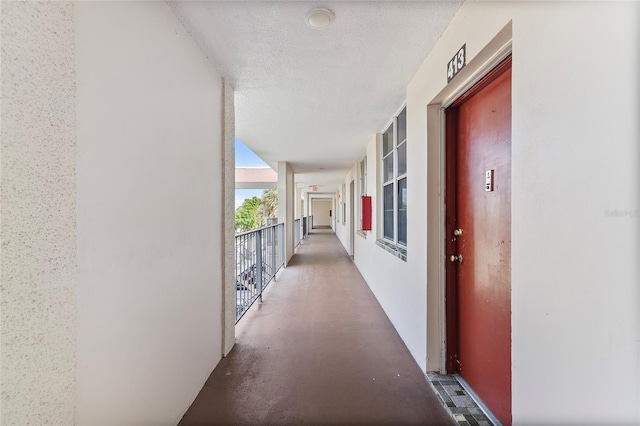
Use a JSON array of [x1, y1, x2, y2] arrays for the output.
[[424, 23, 513, 374], [444, 56, 513, 373], [444, 107, 460, 373]]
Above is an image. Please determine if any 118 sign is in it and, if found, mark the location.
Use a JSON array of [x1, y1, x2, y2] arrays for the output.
[[447, 44, 466, 83]]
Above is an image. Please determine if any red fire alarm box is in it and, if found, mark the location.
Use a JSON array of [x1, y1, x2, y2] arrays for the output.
[[361, 196, 372, 231]]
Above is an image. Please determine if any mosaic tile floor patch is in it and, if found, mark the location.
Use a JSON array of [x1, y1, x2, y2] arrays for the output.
[[427, 373, 496, 426]]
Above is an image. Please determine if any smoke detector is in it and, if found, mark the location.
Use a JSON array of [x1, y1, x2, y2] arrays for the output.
[[306, 8, 335, 30]]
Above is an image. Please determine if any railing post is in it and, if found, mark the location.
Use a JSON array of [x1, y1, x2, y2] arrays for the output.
[[272, 226, 276, 281], [256, 228, 263, 303], [280, 223, 284, 268]]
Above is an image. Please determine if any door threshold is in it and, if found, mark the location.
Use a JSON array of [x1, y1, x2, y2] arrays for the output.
[[454, 374, 503, 426], [427, 372, 502, 426]]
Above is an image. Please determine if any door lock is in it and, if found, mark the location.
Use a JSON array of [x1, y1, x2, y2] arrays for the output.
[[450, 254, 463, 263], [453, 229, 463, 236]]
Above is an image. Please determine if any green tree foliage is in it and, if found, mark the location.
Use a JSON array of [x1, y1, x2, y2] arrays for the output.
[[258, 189, 278, 222], [235, 196, 263, 232], [235, 190, 279, 232]]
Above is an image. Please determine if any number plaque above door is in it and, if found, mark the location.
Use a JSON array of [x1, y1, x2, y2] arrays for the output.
[[447, 44, 466, 83]]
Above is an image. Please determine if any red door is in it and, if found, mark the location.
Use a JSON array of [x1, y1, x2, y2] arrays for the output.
[[446, 57, 512, 425]]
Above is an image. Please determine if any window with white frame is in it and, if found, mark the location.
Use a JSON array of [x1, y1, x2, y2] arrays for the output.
[[381, 107, 407, 247], [359, 156, 367, 197], [341, 183, 347, 223], [359, 156, 367, 231]]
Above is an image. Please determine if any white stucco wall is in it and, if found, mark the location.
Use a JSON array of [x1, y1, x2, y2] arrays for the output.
[[508, 3, 638, 422], [294, 187, 302, 220], [354, 1, 639, 423], [278, 162, 295, 265], [335, 168, 356, 254], [1, 2, 77, 424], [75, 2, 224, 424], [353, 130, 428, 371]]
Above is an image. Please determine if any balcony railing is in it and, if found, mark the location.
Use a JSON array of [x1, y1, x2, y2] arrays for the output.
[[235, 223, 284, 323], [294, 218, 301, 247]]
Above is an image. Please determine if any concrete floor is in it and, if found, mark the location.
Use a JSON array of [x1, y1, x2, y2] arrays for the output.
[[179, 228, 453, 426]]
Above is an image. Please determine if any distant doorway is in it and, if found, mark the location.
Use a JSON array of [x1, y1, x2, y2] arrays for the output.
[[311, 199, 332, 227]]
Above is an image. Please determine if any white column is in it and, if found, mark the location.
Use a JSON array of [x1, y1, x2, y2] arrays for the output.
[[222, 81, 235, 356], [277, 162, 295, 265], [295, 187, 302, 219]]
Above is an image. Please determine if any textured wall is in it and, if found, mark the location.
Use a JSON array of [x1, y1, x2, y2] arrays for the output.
[[1, 2, 77, 424], [223, 81, 236, 355]]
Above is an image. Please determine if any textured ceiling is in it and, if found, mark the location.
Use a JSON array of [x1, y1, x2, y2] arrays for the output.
[[170, 1, 462, 190]]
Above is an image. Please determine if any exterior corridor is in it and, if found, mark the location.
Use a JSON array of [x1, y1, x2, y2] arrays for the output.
[[179, 229, 453, 425]]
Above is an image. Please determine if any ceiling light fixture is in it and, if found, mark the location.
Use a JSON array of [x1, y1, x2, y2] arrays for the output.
[[306, 8, 335, 30]]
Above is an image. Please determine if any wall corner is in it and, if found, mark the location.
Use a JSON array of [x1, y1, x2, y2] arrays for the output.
[[222, 80, 236, 356]]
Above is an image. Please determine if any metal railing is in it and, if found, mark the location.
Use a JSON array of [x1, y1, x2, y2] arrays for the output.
[[235, 223, 285, 323], [295, 215, 313, 247], [294, 218, 301, 247], [302, 215, 312, 238]]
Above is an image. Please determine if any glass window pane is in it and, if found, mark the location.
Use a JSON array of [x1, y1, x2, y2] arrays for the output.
[[397, 107, 406, 143], [383, 125, 393, 156], [383, 184, 394, 240], [383, 184, 394, 210], [360, 157, 367, 195], [383, 155, 394, 183], [398, 178, 407, 245], [397, 141, 406, 176], [398, 210, 407, 246], [384, 211, 394, 240], [398, 178, 407, 210]]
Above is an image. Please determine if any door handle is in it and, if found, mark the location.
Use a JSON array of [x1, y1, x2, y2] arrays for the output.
[[450, 254, 463, 263], [453, 228, 463, 236]]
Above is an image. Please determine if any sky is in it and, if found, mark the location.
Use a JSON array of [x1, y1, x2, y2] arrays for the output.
[[236, 138, 270, 208], [236, 137, 269, 168]]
